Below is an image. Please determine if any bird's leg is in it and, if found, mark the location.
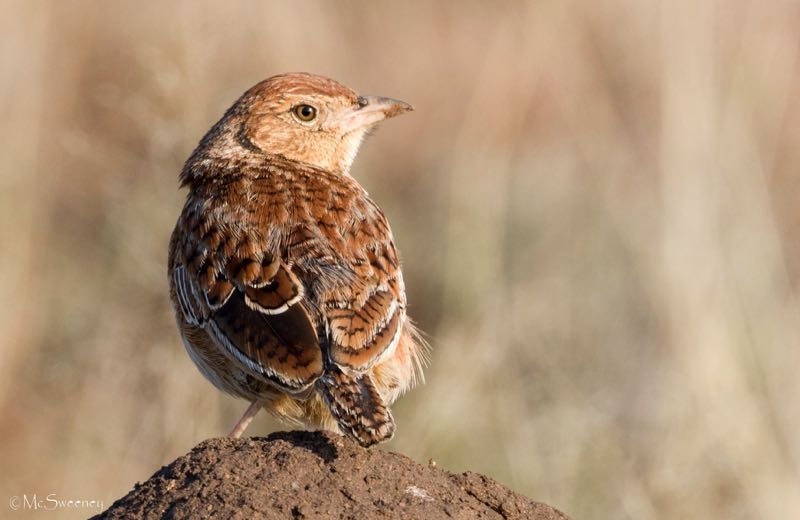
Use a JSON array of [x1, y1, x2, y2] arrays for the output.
[[228, 400, 263, 438]]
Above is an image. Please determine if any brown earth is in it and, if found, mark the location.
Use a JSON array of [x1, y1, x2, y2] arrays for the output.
[[93, 431, 569, 519]]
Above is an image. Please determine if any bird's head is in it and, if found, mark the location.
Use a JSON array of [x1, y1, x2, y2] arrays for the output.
[[186, 73, 413, 180]]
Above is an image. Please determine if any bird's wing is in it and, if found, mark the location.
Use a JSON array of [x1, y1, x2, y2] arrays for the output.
[[170, 205, 323, 392], [314, 197, 407, 373], [281, 207, 404, 446]]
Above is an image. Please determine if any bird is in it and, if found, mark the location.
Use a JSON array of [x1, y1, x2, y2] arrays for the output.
[[168, 73, 426, 447]]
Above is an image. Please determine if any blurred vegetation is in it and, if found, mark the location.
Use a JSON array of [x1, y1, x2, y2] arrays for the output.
[[2, 1, 800, 519]]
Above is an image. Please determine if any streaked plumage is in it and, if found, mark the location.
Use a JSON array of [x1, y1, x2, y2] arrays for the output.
[[168, 73, 425, 447]]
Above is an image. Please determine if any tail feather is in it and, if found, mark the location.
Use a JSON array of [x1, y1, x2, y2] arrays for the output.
[[318, 368, 395, 447]]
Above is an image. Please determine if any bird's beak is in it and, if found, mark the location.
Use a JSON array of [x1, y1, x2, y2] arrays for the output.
[[332, 96, 413, 134]]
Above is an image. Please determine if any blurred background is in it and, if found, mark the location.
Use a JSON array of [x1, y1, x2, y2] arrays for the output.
[[2, 1, 799, 518]]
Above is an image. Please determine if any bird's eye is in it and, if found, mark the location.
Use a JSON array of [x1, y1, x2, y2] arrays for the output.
[[292, 104, 317, 122]]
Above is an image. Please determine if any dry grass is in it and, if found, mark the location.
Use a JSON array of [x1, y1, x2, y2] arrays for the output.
[[2, 1, 799, 518]]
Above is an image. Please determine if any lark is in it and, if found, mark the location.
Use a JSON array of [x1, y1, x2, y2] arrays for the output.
[[168, 73, 426, 447]]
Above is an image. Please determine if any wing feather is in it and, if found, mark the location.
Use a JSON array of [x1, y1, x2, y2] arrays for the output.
[[172, 202, 323, 392], [171, 165, 409, 399]]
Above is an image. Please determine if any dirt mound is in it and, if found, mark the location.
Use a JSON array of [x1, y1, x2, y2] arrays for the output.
[[94, 431, 569, 519]]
